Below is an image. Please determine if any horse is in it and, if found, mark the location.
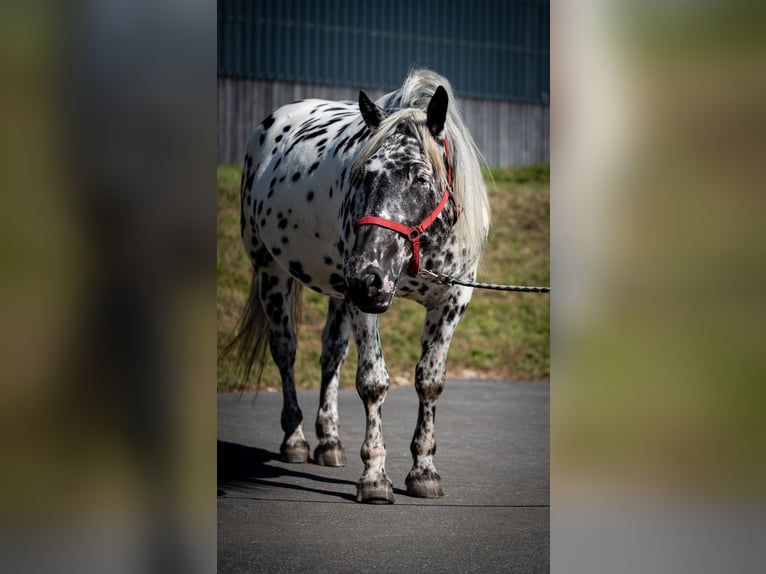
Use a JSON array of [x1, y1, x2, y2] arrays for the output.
[[229, 69, 490, 504]]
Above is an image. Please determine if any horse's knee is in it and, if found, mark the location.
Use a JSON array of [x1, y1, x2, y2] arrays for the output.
[[415, 374, 444, 403], [356, 357, 389, 401], [357, 378, 388, 405], [419, 386, 443, 404]]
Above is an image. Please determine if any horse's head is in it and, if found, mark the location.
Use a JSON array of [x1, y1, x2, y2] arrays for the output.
[[343, 87, 455, 314]]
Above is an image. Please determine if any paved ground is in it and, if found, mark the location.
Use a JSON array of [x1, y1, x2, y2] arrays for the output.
[[218, 380, 549, 573]]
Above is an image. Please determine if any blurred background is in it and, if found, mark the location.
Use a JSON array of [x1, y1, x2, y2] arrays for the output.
[[1, 0, 765, 572]]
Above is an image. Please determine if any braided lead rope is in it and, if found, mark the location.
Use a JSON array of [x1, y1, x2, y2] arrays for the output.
[[418, 269, 550, 293]]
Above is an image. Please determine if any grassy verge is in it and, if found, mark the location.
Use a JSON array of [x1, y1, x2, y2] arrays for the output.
[[217, 163, 549, 390]]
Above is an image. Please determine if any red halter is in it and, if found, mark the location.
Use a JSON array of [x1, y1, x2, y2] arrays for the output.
[[356, 136, 455, 276]]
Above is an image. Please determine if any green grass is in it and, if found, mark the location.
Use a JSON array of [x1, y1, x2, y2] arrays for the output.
[[217, 163, 549, 390]]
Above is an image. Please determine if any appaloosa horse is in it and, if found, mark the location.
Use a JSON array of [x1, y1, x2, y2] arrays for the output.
[[230, 69, 490, 503]]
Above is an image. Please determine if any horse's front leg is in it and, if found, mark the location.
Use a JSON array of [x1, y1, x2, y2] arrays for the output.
[[407, 285, 473, 498], [348, 305, 394, 504]]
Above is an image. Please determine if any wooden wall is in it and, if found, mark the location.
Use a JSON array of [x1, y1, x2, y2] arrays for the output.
[[218, 77, 549, 168]]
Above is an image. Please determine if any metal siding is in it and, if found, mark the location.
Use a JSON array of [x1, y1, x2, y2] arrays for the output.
[[218, 0, 549, 103], [243, 1, 251, 77]]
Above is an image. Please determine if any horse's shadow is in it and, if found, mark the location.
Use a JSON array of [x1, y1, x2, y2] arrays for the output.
[[217, 440, 358, 502]]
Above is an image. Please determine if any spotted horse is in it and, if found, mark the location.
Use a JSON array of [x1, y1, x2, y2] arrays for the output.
[[230, 69, 491, 504]]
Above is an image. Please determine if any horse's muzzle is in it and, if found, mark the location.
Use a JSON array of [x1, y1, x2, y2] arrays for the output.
[[346, 264, 394, 314]]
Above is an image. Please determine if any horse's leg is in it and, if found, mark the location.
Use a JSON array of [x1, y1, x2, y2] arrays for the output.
[[348, 305, 394, 504], [258, 267, 309, 463], [406, 285, 473, 497], [314, 297, 350, 466]]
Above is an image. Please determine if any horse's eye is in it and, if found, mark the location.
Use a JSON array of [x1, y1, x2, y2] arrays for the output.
[[416, 173, 430, 185]]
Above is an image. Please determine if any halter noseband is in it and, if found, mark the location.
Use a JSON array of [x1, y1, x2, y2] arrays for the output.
[[356, 135, 455, 276]]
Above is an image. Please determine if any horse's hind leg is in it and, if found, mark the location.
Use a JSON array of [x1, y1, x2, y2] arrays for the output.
[[407, 286, 473, 497], [258, 267, 309, 463], [314, 297, 350, 466]]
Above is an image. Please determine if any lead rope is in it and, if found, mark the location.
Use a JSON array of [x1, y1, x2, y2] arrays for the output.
[[418, 269, 550, 293]]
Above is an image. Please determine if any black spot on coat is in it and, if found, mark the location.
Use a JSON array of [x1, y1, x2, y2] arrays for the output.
[[289, 261, 312, 284], [261, 114, 275, 130]]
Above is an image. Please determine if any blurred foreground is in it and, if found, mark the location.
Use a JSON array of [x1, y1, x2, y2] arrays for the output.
[[0, 2, 215, 573], [553, 1, 766, 572]]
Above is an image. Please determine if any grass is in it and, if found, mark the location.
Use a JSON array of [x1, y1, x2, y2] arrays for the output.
[[217, 163, 549, 390]]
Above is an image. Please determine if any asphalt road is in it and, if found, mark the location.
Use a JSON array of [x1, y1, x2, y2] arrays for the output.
[[218, 379, 549, 573]]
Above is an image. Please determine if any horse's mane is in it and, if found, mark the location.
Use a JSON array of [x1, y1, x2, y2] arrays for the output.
[[357, 69, 491, 267]]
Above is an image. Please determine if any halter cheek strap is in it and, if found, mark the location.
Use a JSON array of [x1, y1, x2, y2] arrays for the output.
[[356, 136, 455, 276]]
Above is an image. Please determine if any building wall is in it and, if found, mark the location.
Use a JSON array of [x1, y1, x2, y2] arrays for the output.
[[218, 77, 549, 167], [217, 1, 549, 167], [218, 0, 550, 103]]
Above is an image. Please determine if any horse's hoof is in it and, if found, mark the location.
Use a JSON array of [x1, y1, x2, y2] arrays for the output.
[[405, 472, 444, 498], [356, 479, 394, 504], [313, 444, 347, 467], [280, 440, 310, 463]]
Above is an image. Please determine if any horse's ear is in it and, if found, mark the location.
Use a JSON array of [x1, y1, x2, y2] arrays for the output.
[[359, 91, 386, 129], [427, 86, 449, 136]]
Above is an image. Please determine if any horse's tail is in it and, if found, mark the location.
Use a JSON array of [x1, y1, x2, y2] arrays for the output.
[[219, 268, 303, 391]]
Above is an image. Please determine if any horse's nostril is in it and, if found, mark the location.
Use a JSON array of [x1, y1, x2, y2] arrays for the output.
[[346, 264, 391, 313], [364, 266, 384, 290]]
